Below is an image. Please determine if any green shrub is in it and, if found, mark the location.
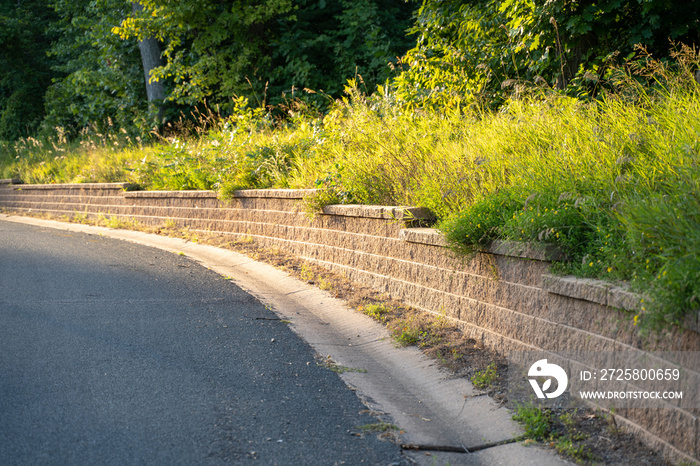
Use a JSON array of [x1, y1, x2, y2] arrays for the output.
[[512, 403, 553, 440], [360, 303, 393, 322], [471, 362, 499, 389]]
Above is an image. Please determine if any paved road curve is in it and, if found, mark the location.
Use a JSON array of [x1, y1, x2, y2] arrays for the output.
[[0, 220, 405, 465]]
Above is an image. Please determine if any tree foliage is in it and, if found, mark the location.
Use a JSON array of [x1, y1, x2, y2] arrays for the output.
[[0, 0, 59, 140], [113, 0, 414, 111], [43, 0, 149, 137], [3, 0, 698, 139], [114, 0, 294, 108], [269, 0, 414, 101], [394, 0, 700, 109], [1, 0, 414, 140]]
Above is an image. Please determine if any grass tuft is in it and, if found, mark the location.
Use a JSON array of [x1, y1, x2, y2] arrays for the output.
[[471, 362, 499, 389]]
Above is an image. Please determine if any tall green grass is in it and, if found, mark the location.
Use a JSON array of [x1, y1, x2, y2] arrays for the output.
[[0, 100, 327, 192], [1, 53, 698, 330], [435, 58, 700, 330]]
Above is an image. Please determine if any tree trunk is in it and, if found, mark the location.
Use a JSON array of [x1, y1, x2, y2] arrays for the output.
[[138, 37, 165, 103], [132, 3, 165, 120]]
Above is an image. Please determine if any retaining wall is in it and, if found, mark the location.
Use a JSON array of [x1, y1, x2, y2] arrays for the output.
[[1, 180, 698, 463]]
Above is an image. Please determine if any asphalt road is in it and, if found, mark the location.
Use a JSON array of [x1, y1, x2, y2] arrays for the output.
[[0, 220, 406, 465]]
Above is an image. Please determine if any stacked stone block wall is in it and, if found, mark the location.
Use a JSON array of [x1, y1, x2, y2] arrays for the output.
[[0, 180, 697, 463]]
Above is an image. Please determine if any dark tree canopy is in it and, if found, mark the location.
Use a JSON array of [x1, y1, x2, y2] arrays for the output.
[[31, 0, 414, 137], [44, 0, 147, 136], [114, 0, 414, 109], [394, 0, 700, 108], [0, 0, 698, 139], [0, 0, 59, 140]]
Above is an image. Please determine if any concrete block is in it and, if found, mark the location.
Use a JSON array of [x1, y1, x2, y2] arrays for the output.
[[490, 240, 568, 261], [123, 190, 218, 199], [616, 403, 697, 457], [0, 178, 22, 185], [322, 204, 432, 222], [230, 188, 317, 199], [542, 274, 610, 305], [399, 228, 448, 247], [683, 310, 700, 335], [223, 196, 307, 213], [608, 286, 643, 311]]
